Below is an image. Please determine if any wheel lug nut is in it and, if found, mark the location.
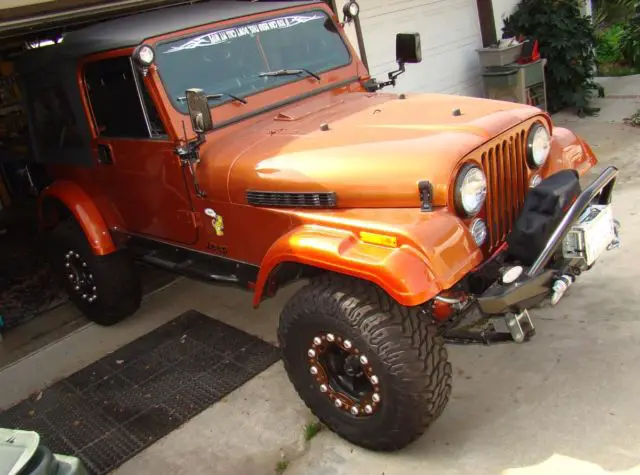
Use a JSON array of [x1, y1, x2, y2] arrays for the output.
[[83, 262, 87, 268], [350, 406, 359, 415], [74, 285, 80, 291], [75, 253, 80, 258], [310, 366, 318, 375], [319, 384, 328, 393], [308, 349, 316, 358], [313, 337, 322, 346], [326, 333, 335, 342], [334, 399, 343, 408], [359, 355, 368, 365], [68, 274, 74, 279], [343, 340, 352, 349], [370, 375, 379, 385], [82, 294, 88, 300], [65, 263, 71, 268], [372, 393, 380, 403], [364, 405, 373, 414]]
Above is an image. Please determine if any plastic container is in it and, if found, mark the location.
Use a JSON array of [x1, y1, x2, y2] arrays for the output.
[[476, 43, 523, 68], [0, 428, 88, 475], [520, 60, 545, 88]]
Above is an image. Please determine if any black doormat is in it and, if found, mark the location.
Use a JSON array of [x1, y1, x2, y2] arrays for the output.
[[0, 310, 281, 474]]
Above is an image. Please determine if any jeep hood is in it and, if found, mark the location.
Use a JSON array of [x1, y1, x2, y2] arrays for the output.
[[199, 92, 543, 208]]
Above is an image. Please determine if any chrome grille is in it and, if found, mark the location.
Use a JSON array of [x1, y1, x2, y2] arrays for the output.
[[481, 130, 529, 251]]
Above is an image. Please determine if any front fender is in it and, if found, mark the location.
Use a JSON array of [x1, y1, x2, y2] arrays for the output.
[[39, 180, 116, 256], [548, 127, 598, 177], [253, 216, 482, 308]]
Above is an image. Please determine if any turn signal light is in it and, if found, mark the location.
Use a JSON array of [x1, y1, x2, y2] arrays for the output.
[[359, 231, 398, 248]]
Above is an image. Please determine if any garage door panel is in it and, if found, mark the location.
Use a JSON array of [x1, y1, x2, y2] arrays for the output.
[[357, 0, 483, 96]]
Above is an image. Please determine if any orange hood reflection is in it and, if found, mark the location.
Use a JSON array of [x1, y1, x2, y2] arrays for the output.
[[198, 91, 544, 208]]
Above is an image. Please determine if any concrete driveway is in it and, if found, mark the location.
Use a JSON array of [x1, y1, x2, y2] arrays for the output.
[[1, 76, 638, 475]]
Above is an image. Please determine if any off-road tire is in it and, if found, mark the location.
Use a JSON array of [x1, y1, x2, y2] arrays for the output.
[[278, 274, 452, 451], [47, 218, 141, 326]]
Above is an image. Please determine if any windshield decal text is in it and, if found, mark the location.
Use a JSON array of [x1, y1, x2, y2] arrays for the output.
[[163, 13, 325, 54]]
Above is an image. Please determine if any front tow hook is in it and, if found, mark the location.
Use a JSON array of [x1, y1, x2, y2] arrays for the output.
[[550, 275, 574, 306]]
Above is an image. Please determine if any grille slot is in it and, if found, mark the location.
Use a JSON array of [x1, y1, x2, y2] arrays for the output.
[[246, 191, 337, 208], [481, 130, 528, 251]]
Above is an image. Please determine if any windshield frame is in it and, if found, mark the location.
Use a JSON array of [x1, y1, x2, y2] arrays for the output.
[[152, 8, 354, 115]]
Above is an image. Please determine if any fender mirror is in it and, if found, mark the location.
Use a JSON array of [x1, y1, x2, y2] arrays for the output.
[[185, 88, 214, 134], [396, 33, 422, 64]]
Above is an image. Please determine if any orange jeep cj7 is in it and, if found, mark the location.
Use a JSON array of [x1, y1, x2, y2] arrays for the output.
[[17, 0, 621, 451]]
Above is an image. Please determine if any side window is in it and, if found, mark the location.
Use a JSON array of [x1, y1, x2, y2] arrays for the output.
[[84, 56, 165, 138]]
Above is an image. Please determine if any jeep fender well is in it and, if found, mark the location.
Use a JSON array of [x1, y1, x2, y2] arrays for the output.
[[253, 225, 465, 308], [39, 180, 116, 256]]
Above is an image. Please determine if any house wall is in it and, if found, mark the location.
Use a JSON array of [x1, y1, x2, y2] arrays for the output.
[[492, 0, 519, 38]]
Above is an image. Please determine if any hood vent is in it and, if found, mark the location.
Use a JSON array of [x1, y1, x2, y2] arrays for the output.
[[246, 191, 337, 208]]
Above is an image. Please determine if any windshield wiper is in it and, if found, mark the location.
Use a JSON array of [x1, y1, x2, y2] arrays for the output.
[[258, 68, 321, 81], [177, 92, 247, 105]]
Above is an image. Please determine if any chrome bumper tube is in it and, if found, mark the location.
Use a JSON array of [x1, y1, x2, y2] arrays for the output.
[[477, 166, 619, 315]]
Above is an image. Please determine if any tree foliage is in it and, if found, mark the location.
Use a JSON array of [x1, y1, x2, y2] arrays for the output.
[[503, 0, 601, 116]]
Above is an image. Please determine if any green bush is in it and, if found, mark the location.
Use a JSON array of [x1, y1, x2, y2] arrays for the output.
[[503, 0, 600, 115], [620, 22, 640, 66], [596, 24, 625, 64]]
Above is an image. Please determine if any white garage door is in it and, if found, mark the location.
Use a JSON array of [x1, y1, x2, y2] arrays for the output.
[[355, 0, 484, 97]]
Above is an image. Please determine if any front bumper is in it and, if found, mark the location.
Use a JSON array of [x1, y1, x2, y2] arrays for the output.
[[443, 166, 620, 345]]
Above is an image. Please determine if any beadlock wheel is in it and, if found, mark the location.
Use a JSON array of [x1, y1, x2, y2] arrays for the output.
[[308, 332, 381, 417], [47, 219, 142, 326], [278, 275, 452, 452], [63, 249, 98, 304]]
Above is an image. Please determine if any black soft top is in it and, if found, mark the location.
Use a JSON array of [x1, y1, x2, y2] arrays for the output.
[[18, 0, 319, 73]]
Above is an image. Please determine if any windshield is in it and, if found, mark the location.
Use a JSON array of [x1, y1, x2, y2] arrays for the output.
[[155, 10, 351, 112]]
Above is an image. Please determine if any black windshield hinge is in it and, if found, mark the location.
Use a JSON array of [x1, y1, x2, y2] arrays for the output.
[[418, 180, 433, 212], [177, 143, 207, 198]]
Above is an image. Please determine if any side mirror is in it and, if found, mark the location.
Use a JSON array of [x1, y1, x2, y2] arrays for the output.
[[396, 33, 422, 64], [185, 88, 213, 134]]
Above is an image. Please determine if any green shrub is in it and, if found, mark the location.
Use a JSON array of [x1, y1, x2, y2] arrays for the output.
[[596, 24, 625, 64], [620, 22, 640, 66], [503, 0, 600, 115]]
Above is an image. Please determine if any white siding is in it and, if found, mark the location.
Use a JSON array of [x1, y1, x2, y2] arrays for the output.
[[492, 0, 519, 38], [351, 0, 484, 97]]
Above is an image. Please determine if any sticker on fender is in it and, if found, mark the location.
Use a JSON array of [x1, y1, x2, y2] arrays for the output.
[[204, 208, 224, 236]]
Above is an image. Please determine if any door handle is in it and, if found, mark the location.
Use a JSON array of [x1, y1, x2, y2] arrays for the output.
[[97, 144, 113, 165]]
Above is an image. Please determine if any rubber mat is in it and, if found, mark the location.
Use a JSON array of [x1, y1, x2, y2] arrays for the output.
[[0, 310, 280, 474]]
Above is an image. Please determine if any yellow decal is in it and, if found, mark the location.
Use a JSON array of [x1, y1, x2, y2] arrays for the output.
[[204, 208, 225, 237], [213, 215, 224, 237]]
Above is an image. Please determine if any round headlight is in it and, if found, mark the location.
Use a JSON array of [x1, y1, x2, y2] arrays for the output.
[[527, 122, 551, 169], [470, 218, 488, 247], [133, 44, 155, 67], [454, 164, 487, 217]]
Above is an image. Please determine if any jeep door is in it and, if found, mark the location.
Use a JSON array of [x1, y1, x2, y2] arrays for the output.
[[82, 54, 197, 244]]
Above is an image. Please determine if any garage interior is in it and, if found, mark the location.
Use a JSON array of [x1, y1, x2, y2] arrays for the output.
[[0, 0, 220, 362]]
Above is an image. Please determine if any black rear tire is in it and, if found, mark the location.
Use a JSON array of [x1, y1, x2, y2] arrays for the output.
[[278, 274, 452, 452], [47, 219, 141, 326]]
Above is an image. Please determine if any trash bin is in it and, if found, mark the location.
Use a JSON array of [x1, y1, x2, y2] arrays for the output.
[[481, 67, 526, 104]]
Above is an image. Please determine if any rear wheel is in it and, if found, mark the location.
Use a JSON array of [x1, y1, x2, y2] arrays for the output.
[[278, 275, 452, 452], [47, 219, 141, 326]]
